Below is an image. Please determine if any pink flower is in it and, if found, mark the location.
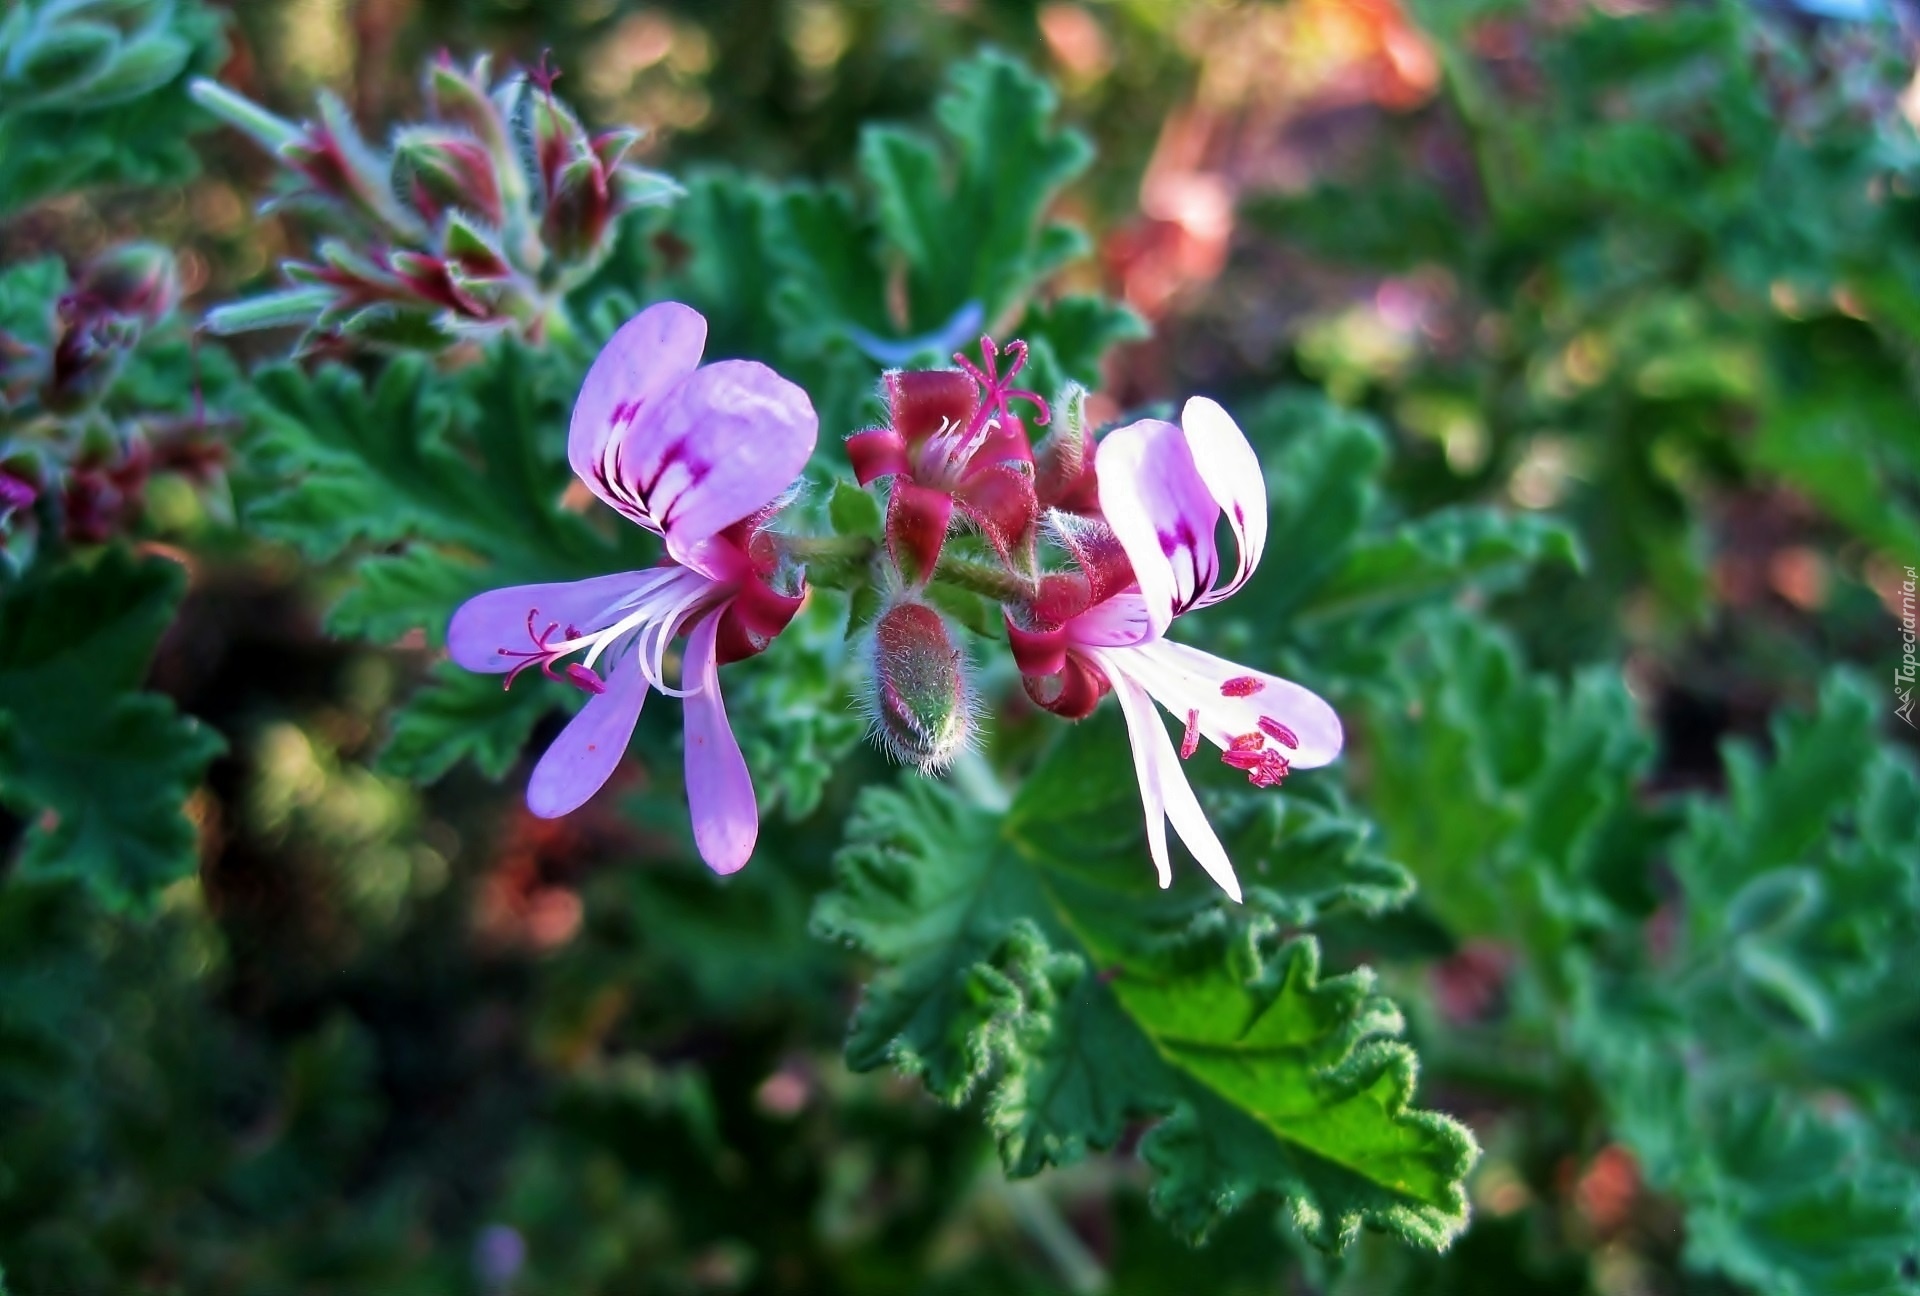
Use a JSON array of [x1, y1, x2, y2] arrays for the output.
[[844, 338, 1049, 581], [448, 302, 817, 874], [1011, 398, 1342, 902]]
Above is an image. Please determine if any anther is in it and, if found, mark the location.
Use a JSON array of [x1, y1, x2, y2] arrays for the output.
[[1258, 717, 1299, 749], [563, 663, 607, 695], [1220, 675, 1263, 698], [1180, 709, 1200, 760]]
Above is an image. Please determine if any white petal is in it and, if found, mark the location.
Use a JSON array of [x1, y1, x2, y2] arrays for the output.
[[526, 648, 649, 818], [1098, 653, 1244, 902], [1130, 639, 1343, 769], [1095, 418, 1220, 639], [1066, 589, 1156, 647], [1106, 666, 1174, 888], [1182, 397, 1267, 607]]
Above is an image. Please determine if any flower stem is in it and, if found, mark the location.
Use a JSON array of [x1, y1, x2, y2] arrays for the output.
[[930, 554, 1028, 602]]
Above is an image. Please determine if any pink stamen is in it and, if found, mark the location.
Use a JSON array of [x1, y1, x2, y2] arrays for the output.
[[1222, 746, 1290, 789], [1220, 675, 1264, 698], [499, 609, 581, 690], [563, 663, 607, 695], [1180, 709, 1200, 760], [530, 49, 564, 98], [1258, 717, 1299, 749], [952, 335, 1053, 452]]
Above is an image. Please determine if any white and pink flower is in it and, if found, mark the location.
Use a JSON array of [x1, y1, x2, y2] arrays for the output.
[[448, 302, 817, 875], [1008, 398, 1343, 902]]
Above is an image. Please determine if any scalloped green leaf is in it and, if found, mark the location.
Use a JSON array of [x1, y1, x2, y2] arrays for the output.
[[814, 714, 1475, 1252], [0, 550, 223, 910]]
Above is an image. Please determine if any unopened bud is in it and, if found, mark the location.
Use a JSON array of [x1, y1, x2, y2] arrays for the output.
[[74, 242, 179, 325], [511, 74, 591, 212], [42, 306, 138, 413], [1034, 383, 1098, 512], [394, 129, 506, 227], [0, 460, 41, 516], [426, 55, 512, 163], [868, 600, 973, 771], [283, 92, 424, 238], [541, 153, 614, 264]]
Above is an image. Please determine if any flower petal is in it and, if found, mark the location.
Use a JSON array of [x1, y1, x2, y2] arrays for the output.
[[569, 302, 708, 527], [681, 609, 758, 875], [642, 359, 819, 573], [1066, 589, 1156, 647], [1095, 417, 1220, 639], [1102, 659, 1243, 902], [1105, 665, 1173, 889], [526, 646, 648, 818], [1182, 397, 1267, 607], [448, 572, 654, 672], [1129, 639, 1343, 769]]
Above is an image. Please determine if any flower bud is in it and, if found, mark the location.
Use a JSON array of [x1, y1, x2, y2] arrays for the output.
[[512, 75, 589, 208], [0, 459, 41, 517], [63, 434, 149, 543], [285, 92, 424, 238], [1034, 383, 1098, 513], [393, 128, 506, 228], [426, 54, 512, 163], [74, 242, 179, 325], [868, 600, 974, 771], [541, 153, 614, 265], [42, 304, 139, 413]]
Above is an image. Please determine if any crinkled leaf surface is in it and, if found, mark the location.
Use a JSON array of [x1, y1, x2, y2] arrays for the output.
[[0, 550, 222, 910], [0, 0, 224, 215], [815, 715, 1475, 1252]]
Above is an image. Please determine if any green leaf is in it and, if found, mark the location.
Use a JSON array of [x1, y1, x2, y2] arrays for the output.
[[815, 715, 1474, 1252], [1235, 394, 1389, 625], [1295, 509, 1583, 624], [861, 51, 1094, 328], [0, 256, 66, 345], [378, 660, 554, 785], [244, 343, 646, 785], [827, 480, 883, 541], [1363, 610, 1655, 940], [1016, 293, 1149, 396], [1669, 673, 1920, 1058], [0, 550, 223, 909], [0, 0, 224, 215]]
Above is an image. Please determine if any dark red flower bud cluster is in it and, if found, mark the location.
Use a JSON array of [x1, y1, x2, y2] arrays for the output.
[[196, 55, 680, 354], [0, 244, 227, 553]]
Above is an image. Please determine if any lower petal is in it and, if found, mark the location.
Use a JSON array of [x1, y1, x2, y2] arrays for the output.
[[526, 647, 648, 818], [1106, 669, 1174, 890], [1102, 654, 1244, 903], [448, 572, 657, 672], [1066, 589, 1156, 648], [681, 610, 758, 875], [1135, 640, 1343, 769]]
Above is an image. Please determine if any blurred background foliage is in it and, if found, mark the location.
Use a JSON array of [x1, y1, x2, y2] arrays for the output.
[[3, 0, 1920, 1293]]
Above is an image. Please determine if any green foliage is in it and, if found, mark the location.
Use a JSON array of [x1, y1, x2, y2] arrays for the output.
[[241, 345, 661, 780], [0, 0, 223, 215], [862, 50, 1093, 328], [1370, 606, 1920, 1296], [592, 50, 1142, 438], [8, 9, 1920, 1294], [816, 716, 1476, 1252], [1256, 0, 1920, 632], [0, 550, 221, 910]]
